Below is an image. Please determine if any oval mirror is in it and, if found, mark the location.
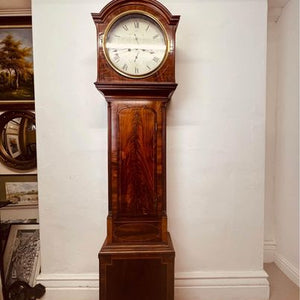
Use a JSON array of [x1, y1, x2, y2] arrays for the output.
[[0, 111, 36, 170]]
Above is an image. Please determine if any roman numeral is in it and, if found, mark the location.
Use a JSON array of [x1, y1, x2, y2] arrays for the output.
[[146, 24, 150, 31], [153, 57, 160, 63], [134, 21, 139, 29], [122, 64, 128, 71], [113, 53, 120, 62], [123, 24, 128, 31], [147, 65, 151, 70], [153, 34, 159, 39], [135, 67, 139, 74]]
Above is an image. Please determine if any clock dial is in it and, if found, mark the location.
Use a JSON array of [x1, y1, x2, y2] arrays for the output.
[[104, 12, 168, 77]]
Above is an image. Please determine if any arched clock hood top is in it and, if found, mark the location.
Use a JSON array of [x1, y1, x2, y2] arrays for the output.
[[92, 0, 180, 28]]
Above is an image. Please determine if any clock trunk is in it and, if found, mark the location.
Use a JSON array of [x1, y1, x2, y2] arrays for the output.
[[108, 100, 168, 244]]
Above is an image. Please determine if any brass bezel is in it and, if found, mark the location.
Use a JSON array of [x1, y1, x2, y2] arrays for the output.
[[103, 10, 170, 79]]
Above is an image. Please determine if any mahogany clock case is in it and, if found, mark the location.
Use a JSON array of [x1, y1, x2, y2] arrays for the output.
[[99, 233, 175, 300], [92, 1, 180, 299]]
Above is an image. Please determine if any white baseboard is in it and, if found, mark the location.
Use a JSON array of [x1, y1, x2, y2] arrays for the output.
[[264, 240, 277, 263], [175, 270, 269, 300], [275, 253, 300, 286], [37, 270, 270, 300], [37, 274, 99, 300], [37, 273, 99, 288], [38, 288, 98, 300]]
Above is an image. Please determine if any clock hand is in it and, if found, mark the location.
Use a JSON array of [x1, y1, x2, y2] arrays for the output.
[[111, 48, 130, 52], [141, 49, 155, 54], [134, 51, 140, 62], [134, 34, 139, 44]]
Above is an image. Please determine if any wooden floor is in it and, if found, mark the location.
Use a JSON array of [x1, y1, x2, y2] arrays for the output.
[[264, 263, 299, 300]]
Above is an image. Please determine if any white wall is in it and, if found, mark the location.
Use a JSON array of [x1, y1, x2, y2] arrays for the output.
[[273, 0, 299, 285], [264, 21, 278, 263], [32, 0, 269, 299], [168, 0, 267, 272]]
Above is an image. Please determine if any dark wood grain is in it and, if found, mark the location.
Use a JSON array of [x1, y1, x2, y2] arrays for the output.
[[118, 107, 157, 217], [0, 102, 34, 110], [95, 83, 177, 99], [109, 101, 167, 243], [99, 233, 175, 300], [0, 16, 31, 26]]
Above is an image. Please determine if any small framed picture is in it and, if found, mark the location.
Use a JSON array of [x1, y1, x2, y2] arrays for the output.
[[5, 182, 38, 206], [6, 134, 22, 159], [5, 118, 21, 135], [0, 175, 38, 207], [3, 224, 40, 287], [0, 16, 34, 110]]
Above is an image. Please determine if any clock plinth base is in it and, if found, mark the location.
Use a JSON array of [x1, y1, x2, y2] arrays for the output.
[[99, 233, 175, 300]]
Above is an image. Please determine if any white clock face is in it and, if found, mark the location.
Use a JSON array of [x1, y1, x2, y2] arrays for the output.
[[104, 12, 168, 78]]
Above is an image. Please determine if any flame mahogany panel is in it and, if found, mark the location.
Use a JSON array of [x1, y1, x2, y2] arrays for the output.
[[109, 101, 166, 243], [118, 106, 157, 217]]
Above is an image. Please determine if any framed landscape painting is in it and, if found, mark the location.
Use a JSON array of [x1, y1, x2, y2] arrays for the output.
[[5, 181, 38, 206], [0, 16, 34, 109], [0, 175, 38, 207]]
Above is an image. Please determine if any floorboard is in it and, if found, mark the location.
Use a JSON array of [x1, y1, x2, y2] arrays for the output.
[[264, 263, 299, 300]]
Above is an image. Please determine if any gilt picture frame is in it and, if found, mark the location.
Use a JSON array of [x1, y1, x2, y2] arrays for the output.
[[6, 134, 22, 159], [0, 16, 34, 110], [5, 182, 38, 207], [0, 175, 38, 208]]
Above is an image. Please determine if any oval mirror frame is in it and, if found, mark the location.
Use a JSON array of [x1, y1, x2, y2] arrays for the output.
[[0, 111, 37, 170]]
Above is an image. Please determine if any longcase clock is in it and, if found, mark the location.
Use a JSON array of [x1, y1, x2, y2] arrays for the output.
[[92, 1, 180, 299]]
